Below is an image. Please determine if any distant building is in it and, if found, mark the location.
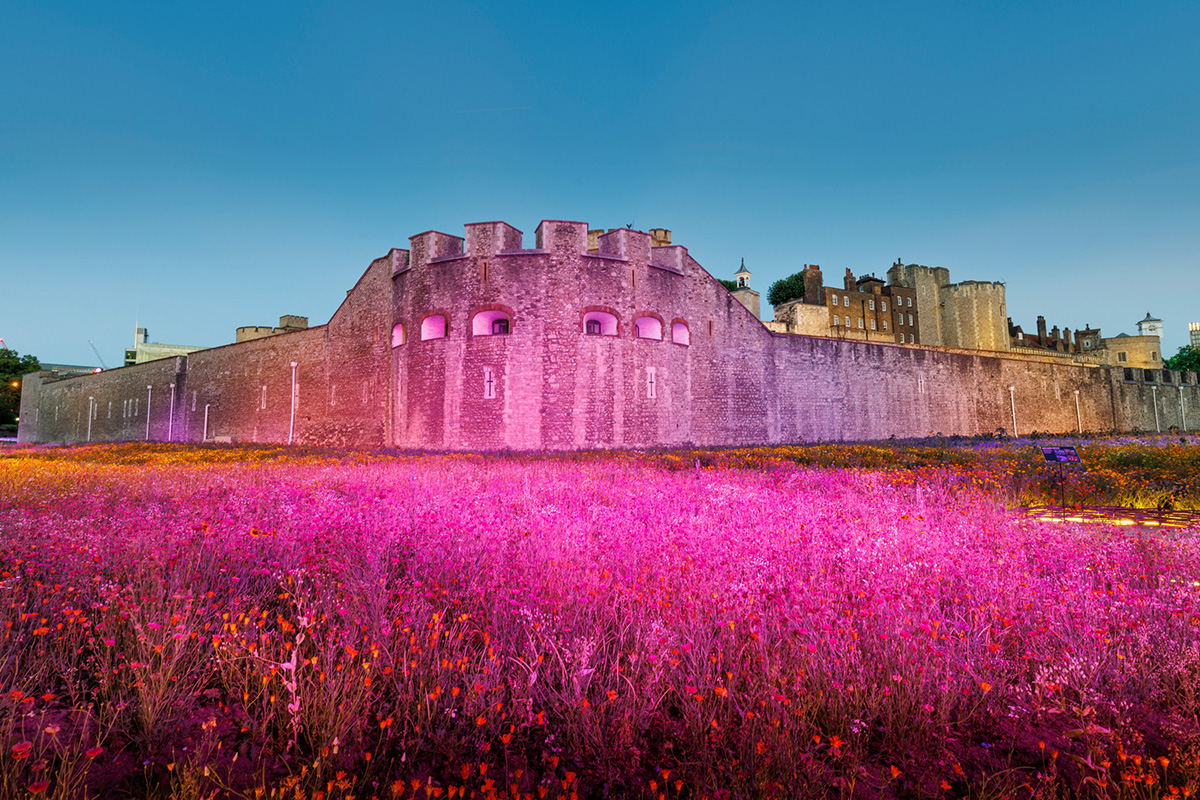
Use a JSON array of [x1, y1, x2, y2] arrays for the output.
[[235, 315, 310, 344], [1191, 321, 1200, 349], [1008, 313, 1162, 369], [886, 261, 1008, 351], [124, 328, 207, 366], [730, 259, 760, 320], [768, 264, 921, 345], [1137, 312, 1163, 340]]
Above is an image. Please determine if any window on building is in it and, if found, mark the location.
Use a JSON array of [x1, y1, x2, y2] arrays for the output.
[[634, 316, 663, 340], [471, 309, 511, 336], [882, 320, 888, 331], [421, 314, 447, 340], [1118, 352, 1127, 363], [843, 296, 850, 307], [583, 310, 618, 336], [1124, 367, 1135, 381], [908, 314, 913, 327], [1145, 369, 1156, 383], [646, 367, 657, 399], [907, 297, 912, 307], [1152, 351, 1158, 361], [870, 319, 876, 330], [483, 367, 497, 399], [671, 321, 690, 345], [857, 318, 864, 329], [391, 323, 405, 347], [869, 299, 875, 311], [881, 301, 887, 313]]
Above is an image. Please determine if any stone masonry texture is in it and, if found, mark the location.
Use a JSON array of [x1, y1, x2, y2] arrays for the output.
[[18, 219, 1200, 449]]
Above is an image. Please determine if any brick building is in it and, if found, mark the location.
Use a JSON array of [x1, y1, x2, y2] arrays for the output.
[[769, 265, 918, 343], [1009, 314, 1163, 369], [18, 218, 1200, 449]]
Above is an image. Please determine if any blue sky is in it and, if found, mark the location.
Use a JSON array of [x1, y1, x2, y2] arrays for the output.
[[3, 0, 1198, 365]]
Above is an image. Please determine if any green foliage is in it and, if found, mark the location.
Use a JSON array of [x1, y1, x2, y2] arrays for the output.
[[717, 278, 739, 292], [1165, 345, 1200, 372], [767, 271, 806, 306], [0, 348, 41, 429]]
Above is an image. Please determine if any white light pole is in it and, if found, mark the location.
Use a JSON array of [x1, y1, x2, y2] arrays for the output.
[[288, 361, 298, 445], [1151, 384, 1160, 433], [1073, 389, 1081, 433], [1181, 386, 1188, 432], [1008, 385, 1017, 437], [168, 383, 176, 442], [145, 385, 153, 441], [203, 403, 211, 442], [86, 396, 94, 442]]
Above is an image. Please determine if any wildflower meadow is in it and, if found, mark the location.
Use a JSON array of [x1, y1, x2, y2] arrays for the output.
[[0, 436, 1198, 799]]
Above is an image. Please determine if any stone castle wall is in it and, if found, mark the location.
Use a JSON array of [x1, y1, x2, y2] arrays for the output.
[[19, 219, 1200, 449]]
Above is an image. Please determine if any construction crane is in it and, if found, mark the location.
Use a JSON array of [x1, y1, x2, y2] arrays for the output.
[[88, 340, 110, 370]]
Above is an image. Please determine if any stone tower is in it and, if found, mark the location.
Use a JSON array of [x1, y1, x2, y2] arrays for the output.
[[732, 258, 760, 319]]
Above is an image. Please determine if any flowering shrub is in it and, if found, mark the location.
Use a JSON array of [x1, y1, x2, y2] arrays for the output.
[[0, 439, 1197, 798]]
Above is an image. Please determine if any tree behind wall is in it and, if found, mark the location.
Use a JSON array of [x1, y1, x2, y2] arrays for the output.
[[767, 271, 806, 306], [1165, 346, 1200, 372], [0, 349, 41, 431]]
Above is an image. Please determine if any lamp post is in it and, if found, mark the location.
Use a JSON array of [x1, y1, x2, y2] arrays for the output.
[[145, 385, 152, 441], [86, 396, 94, 442], [1151, 384, 1160, 433], [1073, 389, 1081, 433], [1181, 385, 1188, 432], [203, 403, 211, 442], [1008, 386, 1017, 437], [168, 383, 175, 442], [288, 361, 298, 445]]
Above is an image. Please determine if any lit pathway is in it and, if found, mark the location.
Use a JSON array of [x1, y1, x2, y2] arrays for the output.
[[1016, 504, 1200, 529]]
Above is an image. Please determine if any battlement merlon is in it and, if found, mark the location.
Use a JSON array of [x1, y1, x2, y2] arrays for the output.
[[650, 244, 688, 273], [465, 221, 523, 256], [535, 220, 589, 254], [409, 231, 465, 267], [389, 248, 410, 276], [597, 227, 652, 262]]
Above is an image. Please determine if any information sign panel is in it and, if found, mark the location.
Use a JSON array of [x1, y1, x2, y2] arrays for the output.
[[1040, 445, 1082, 465]]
